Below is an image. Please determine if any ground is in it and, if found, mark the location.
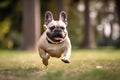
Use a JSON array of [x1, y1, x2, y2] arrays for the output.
[[0, 49, 120, 80]]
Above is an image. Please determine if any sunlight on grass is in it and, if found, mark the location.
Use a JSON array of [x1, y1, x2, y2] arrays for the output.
[[0, 49, 120, 80]]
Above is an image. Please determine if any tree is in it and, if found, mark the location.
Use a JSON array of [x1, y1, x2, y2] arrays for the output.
[[80, 0, 96, 49], [115, 0, 120, 48], [20, 0, 40, 50]]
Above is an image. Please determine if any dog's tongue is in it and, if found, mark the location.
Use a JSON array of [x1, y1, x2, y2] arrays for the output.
[[54, 37, 63, 41]]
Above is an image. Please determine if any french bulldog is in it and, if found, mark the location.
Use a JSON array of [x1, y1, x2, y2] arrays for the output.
[[38, 11, 71, 66]]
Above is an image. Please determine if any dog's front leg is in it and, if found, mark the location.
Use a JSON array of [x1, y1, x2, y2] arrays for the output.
[[61, 47, 71, 63], [39, 48, 50, 66]]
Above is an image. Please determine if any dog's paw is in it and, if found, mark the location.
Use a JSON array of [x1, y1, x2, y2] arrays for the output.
[[61, 58, 70, 63], [42, 59, 48, 66]]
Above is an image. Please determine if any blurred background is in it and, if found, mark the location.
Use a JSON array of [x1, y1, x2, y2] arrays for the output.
[[0, 0, 120, 50]]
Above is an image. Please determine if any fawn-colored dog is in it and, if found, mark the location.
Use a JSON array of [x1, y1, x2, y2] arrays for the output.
[[38, 11, 71, 66]]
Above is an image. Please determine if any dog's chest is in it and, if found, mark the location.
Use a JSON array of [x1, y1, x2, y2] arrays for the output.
[[45, 44, 65, 55]]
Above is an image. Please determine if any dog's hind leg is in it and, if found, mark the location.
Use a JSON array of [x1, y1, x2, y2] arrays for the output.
[[39, 48, 49, 66]]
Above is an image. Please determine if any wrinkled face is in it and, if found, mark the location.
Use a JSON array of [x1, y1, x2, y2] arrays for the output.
[[46, 21, 67, 42], [44, 11, 68, 43]]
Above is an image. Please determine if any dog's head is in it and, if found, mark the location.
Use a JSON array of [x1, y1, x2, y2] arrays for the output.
[[44, 11, 68, 43]]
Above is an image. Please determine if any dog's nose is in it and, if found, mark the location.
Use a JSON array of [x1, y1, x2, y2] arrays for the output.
[[54, 29, 62, 33], [54, 29, 63, 37]]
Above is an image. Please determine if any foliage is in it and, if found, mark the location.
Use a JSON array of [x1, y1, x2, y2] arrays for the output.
[[0, 0, 22, 49], [0, 18, 11, 40], [0, 49, 120, 80], [68, 3, 84, 48], [0, 0, 119, 49]]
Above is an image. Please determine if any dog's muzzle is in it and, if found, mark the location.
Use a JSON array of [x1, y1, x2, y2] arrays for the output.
[[53, 30, 64, 41], [46, 30, 66, 44]]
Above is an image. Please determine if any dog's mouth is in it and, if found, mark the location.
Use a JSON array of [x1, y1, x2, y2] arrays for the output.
[[54, 36, 64, 42], [52, 34, 65, 42], [47, 32, 66, 43]]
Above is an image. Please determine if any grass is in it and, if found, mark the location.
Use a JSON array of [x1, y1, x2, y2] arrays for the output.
[[0, 49, 120, 80]]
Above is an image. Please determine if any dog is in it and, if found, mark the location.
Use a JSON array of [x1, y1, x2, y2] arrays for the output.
[[38, 11, 71, 66]]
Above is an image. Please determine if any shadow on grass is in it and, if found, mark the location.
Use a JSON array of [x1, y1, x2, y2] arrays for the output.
[[40, 68, 120, 80], [0, 67, 120, 80], [0, 67, 40, 80]]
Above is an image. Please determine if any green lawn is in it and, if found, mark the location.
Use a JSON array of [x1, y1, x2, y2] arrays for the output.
[[0, 49, 120, 80]]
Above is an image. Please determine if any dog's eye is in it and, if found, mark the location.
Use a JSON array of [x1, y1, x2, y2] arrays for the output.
[[50, 26, 55, 31], [60, 26, 65, 30]]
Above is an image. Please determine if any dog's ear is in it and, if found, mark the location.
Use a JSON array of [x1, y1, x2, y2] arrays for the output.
[[44, 11, 54, 25], [59, 11, 67, 25]]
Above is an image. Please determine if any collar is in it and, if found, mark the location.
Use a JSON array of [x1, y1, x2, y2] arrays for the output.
[[46, 37, 65, 44]]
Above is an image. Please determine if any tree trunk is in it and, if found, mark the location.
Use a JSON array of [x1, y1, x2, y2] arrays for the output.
[[115, 0, 120, 48], [20, 0, 40, 50], [80, 0, 96, 49]]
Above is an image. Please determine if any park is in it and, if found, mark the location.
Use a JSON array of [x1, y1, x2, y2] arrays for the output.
[[0, 0, 120, 80]]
